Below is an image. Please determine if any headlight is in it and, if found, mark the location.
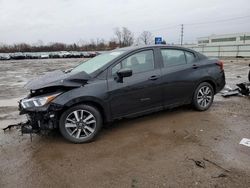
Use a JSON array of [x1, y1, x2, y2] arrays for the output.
[[21, 93, 60, 109]]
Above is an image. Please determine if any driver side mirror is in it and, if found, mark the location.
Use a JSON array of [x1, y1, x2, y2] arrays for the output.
[[115, 68, 132, 83]]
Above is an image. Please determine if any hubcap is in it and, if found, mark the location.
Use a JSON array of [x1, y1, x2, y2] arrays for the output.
[[65, 110, 96, 139], [197, 86, 212, 108]]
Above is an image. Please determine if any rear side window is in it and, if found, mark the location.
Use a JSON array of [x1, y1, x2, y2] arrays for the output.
[[161, 49, 186, 67], [185, 51, 196, 63]]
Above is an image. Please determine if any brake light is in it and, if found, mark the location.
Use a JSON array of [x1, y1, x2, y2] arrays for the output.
[[216, 60, 224, 70]]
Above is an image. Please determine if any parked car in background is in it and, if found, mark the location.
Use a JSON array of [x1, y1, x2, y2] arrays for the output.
[[69, 51, 82, 58], [40, 53, 49, 59], [0, 51, 101, 61], [56, 51, 71, 58], [88, 51, 97, 57], [11, 52, 26, 60], [49, 52, 60, 59], [0, 53, 11, 60], [18, 45, 225, 143], [81, 52, 91, 58], [25, 52, 40, 59]]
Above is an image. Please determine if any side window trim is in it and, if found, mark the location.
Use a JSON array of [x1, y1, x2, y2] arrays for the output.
[[184, 50, 197, 64]]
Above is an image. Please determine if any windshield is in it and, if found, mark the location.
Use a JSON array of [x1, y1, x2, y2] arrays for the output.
[[71, 51, 125, 74]]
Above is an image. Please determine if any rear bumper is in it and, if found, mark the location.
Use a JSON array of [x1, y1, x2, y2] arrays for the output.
[[215, 71, 226, 93]]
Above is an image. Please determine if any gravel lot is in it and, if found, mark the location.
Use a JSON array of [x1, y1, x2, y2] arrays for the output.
[[0, 58, 250, 188]]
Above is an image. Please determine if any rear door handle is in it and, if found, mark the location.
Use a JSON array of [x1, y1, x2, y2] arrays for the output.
[[149, 75, 159, 80], [192, 64, 199, 69]]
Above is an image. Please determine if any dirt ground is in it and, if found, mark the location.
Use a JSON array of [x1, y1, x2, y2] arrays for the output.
[[0, 58, 250, 188]]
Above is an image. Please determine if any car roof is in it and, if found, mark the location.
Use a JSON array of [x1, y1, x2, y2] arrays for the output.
[[92, 45, 206, 78], [112, 45, 198, 54]]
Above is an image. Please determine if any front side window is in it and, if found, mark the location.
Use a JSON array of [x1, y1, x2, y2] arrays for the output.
[[112, 63, 121, 76], [120, 50, 154, 74], [161, 49, 186, 67]]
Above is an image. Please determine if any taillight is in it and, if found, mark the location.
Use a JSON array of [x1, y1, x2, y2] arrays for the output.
[[216, 60, 224, 70]]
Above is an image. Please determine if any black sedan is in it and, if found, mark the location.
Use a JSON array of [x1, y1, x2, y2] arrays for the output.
[[19, 45, 225, 143]]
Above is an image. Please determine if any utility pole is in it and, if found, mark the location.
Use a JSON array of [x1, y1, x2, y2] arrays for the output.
[[180, 24, 184, 46]]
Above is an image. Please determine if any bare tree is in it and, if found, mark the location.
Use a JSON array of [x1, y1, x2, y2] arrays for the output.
[[122, 27, 134, 47], [108, 38, 119, 49], [114, 27, 134, 47], [36, 40, 44, 47], [138, 31, 154, 45], [114, 28, 122, 47], [77, 39, 86, 47]]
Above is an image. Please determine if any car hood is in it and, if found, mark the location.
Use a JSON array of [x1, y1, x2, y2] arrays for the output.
[[24, 70, 91, 90]]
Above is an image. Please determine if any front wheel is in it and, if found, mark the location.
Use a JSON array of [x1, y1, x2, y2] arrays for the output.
[[59, 104, 102, 143], [193, 82, 214, 111]]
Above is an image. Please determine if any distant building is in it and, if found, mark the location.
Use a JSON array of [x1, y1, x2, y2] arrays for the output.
[[197, 32, 250, 46]]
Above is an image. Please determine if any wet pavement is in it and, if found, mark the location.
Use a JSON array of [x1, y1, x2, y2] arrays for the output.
[[0, 58, 250, 188]]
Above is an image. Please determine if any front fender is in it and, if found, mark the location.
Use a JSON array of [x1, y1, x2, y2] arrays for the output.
[[51, 80, 111, 122]]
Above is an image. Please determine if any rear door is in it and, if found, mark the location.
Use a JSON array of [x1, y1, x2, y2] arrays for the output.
[[107, 49, 163, 118], [159, 48, 199, 106]]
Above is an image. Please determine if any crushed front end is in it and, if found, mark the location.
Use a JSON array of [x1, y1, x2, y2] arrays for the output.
[[18, 92, 64, 134], [3, 69, 90, 134]]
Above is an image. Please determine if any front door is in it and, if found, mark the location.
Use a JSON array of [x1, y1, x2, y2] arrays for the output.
[[107, 49, 163, 118]]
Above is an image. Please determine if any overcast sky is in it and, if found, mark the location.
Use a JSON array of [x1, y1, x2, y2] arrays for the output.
[[0, 0, 250, 45]]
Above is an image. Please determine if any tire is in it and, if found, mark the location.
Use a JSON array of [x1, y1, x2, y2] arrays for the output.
[[192, 82, 214, 111], [59, 104, 102, 143], [248, 64, 250, 82]]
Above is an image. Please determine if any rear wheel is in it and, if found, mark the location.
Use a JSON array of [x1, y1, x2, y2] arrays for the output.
[[59, 104, 102, 143], [248, 64, 250, 82], [193, 82, 214, 111]]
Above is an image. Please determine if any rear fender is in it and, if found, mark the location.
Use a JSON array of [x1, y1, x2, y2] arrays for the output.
[[194, 77, 217, 94]]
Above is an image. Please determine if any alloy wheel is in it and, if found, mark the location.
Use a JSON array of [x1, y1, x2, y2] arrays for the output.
[[65, 110, 96, 139], [197, 86, 212, 108]]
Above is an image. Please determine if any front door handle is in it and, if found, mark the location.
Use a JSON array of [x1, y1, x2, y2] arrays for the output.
[[149, 75, 159, 80], [192, 64, 199, 69]]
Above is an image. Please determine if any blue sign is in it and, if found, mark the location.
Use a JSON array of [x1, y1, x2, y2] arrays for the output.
[[155, 37, 162, 44]]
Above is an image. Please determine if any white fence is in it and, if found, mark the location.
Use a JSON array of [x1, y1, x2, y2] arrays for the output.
[[185, 44, 250, 57]]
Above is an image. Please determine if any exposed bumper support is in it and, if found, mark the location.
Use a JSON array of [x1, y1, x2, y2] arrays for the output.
[[3, 121, 29, 131], [3, 103, 62, 134], [2, 120, 39, 134]]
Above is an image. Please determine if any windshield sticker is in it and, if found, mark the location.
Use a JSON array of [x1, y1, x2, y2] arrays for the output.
[[110, 52, 123, 56]]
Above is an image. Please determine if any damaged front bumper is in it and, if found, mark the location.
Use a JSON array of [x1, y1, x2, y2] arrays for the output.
[[4, 100, 64, 134]]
